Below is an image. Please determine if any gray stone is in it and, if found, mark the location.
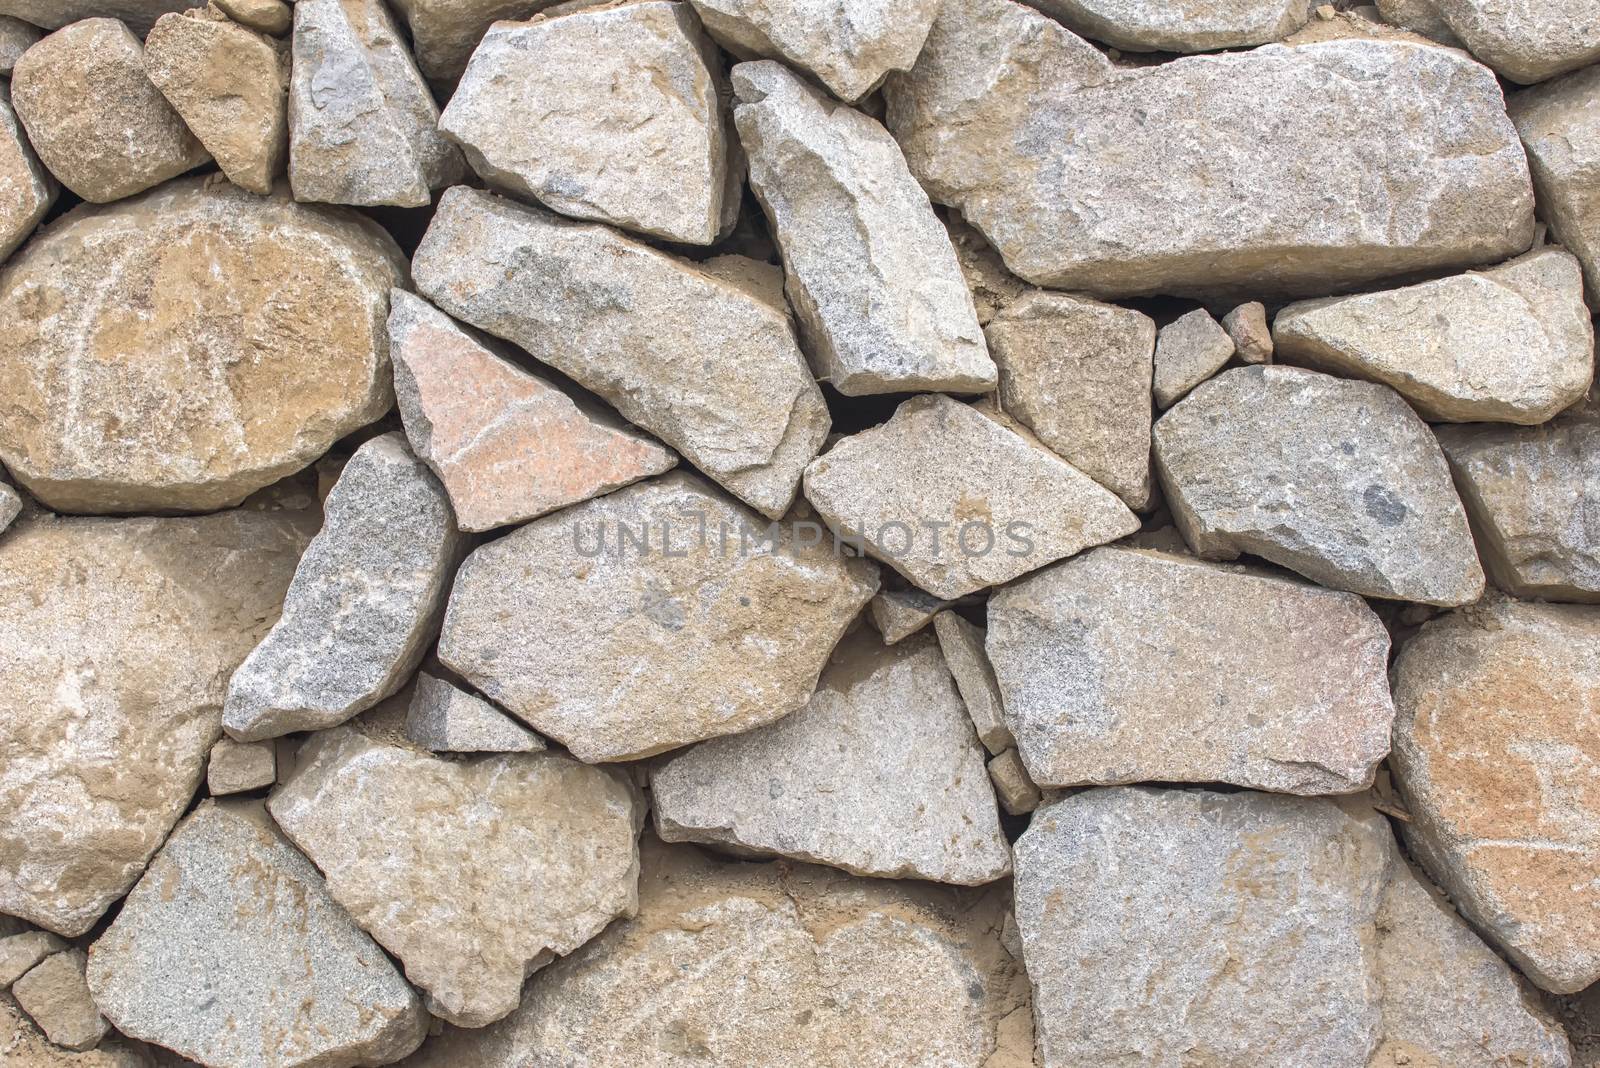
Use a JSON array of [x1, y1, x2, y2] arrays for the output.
[[0, 1, 189, 34], [868, 587, 948, 644], [1153, 365, 1484, 605], [931, 611, 1011, 756], [0, 484, 20, 536], [12, 951, 107, 1053], [733, 61, 994, 397], [0, 88, 53, 265], [404, 671, 544, 753], [1033, 0, 1314, 51], [0, 932, 64, 989], [1377, 0, 1600, 83], [1222, 301, 1273, 364], [986, 749, 1040, 816], [1511, 66, 1600, 300], [0, 16, 38, 74], [1153, 308, 1234, 409], [204, 736, 276, 795], [388, 0, 553, 81]]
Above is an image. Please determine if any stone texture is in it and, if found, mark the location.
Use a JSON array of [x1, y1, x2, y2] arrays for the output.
[[0, 932, 64, 989], [734, 61, 994, 396], [884, 0, 1535, 299], [1153, 365, 1484, 605], [0, 89, 54, 265], [986, 749, 1040, 815], [868, 587, 949, 643], [1275, 248, 1594, 424], [1391, 597, 1600, 994], [215, 0, 291, 35], [10, 19, 208, 204], [12, 951, 107, 1053], [204, 736, 276, 795], [405, 671, 544, 753], [0, 508, 312, 937], [0, 485, 17, 535], [931, 611, 1011, 756], [440, 471, 878, 762], [440, 3, 735, 245], [389, 290, 676, 532], [0, 1, 190, 34], [87, 800, 427, 1068], [0, 16, 38, 74], [653, 629, 1010, 885], [388, 0, 551, 81], [270, 724, 644, 1028], [1153, 308, 1234, 409], [988, 545, 1395, 793], [803, 395, 1138, 599], [1378, 0, 1600, 83], [1510, 67, 1600, 300], [1033, 0, 1314, 51], [289, 0, 465, 207], [0, 177, 405, 513], [413, 186, 829, 519], [1222, 301, 1273, 364], [224, 433, 464, 742], [985, 289, 1154, 508], [946, 211, 1028, 326]]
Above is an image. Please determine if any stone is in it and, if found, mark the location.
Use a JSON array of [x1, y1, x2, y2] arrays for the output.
[[0, 16, 38, 74], [0, 2, 190, 34], [1222, 301, 1273, 364], [985, 289, 1155, 508], [946, 211, 1028, 326], [868, 587, 949, 643], [0, 485, 20, 535], [12, 952, 107, 1053], [388, 290, 676, 532], [0, 177, 405, 513], [204, 736, 276, 795], [0, 932, 64, 989], [1032, 0, 1314, 51], [884, 0, 1535, 299], [1378, 0, 1600, 83], [733, 61, 994, 397], [144, 8, 288, 195], [931, 611, 1011, 755], [0, 87, 53, 264], [1510, 67, 1600, 299], [404, 671, 545, 753], [270, 725, 644, 1028], [413, 186, 829, 519], [988, 545, 1395, 793], [214, 0, 291, 35], [388, 0, 550, 81], [289, 0, 465, 207], [1, 996, 154, 1066], [224, 433, 465, 741], [0, 508, 312, 937], [653, 630, 1010, 885], [1274, 248, 1594, 424], [1153, 308, 1235, 409], [1153, 365, 1484, 605], [440, 471, 878, 762], [1391, 597, 1600, 994], [9, 19, 208, 204], [87, 800, 427, 1067], [440, 3, 735, 246], [986, 749, 1040, 816], [803, 395, 1139, 599]]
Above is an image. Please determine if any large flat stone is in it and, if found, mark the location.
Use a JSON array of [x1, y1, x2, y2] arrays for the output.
[[1511, 66, 1600, 299], [1032, 0, 1314, 51]]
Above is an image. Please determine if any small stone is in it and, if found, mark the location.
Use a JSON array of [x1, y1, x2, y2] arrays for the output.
[[0, 89, 52, 265], [803, 395, 1139, 599], [204, 736, 276, 795], [0, 994, 152, 1066], [868, 587, 949, 643], [1153, 365, 1484, 605], [1153, 309, 1234, 409], [1378, 0, 1600, 83], [404, 671, 545, 753], [87, 801, 427, 1067], [389, 290, 676, 532], [387, 0, 550, 81], [289, 0, 465, 207], [214, 0, 291, 35], [0, 2, 190, 35], [733, 61, 994, 396], [945, 211, 1029, 326], [1315, 1, 1334, 16], [1273, 248, 1594, 424], [932, 611, 1012, 755], [12, 951, 107, 1052], [0, 932, 65, 989], [0, 487, 18, 537], [0, 16, 39, 74], [1221, 301, 1272, 364], [1510, 66, 1600, 299], [1035, 0, 1313, 51], [10, 19, 208, 203], [224, 433, 465, 741], [987, 749, 1041, 816]]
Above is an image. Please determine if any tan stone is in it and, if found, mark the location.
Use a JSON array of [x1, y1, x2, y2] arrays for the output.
[[1, 993, 155, 1066], [0, 932, 64, 989], [1153, 309, 1234, 408], [1510, 67, 1600, 300], [932, 611, 1011, 755], [0, 1, 190, 34], [0, 87, 54, 266], [945, 211, 1028, 326], [987, 749, 1041, 816], [1378, 0, 1600, 83], [388, 0, 553, 81], [868, 587, 949, 643], [204, 736, 275, 795], [12, 951, 107, 1052], [214, 0, 291, 35], [0, 16, 38, 74], [1222, 301, 1273, 364]]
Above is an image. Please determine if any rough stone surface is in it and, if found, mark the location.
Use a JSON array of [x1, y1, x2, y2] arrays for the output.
[[985, 290, 1154, 508], [1274, 248, 1594, 424], [932, 611, 1011, 756], [988, 545, 1394, 793], [804, 395, 1138, 599], [389, 290, 675, 532], [388, 0, 551, 81], [440, 471, 878, 762], [441, 3, 735, 245], [0, 16, 38, 74], [413, 187, 829, 519], [12, 951, 107, 1052], [1, 994, 153, 1067], [885, 0, 1535, 299], [0, 508, 312, 937], [87, 800, 427, 1068], [215, 0, 291, 35], [986, 749, 1040, 816], [1153, 308, 1234, 409], [270, 724, 644, 1028], [734, 61, 994, 397], [868, 587, 949, 643], [1511, 67, 1600, 300], [1378, 0, 1600, 83], [1153, 365, 1484, 605], [0, 485, 17, 536], [204, 736, 276, 795], [0, 90, 53, 265], [0, 932, 64, 990], [946, 211, 1028, 326], [0, 177, 405, 513], [1222, 301, 1273, 364], [1391, 597, 1600, 994], [224, 433, 464, 742], [405, 671, 544, 753], [1033, 0, 1314, 51], [0, 1, 190, 34], [10, 19, 208, 204]]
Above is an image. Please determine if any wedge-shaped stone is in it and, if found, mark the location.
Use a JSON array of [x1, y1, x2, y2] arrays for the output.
[[12, 950, 107, 1053], [1392, 597, 1600, 994], [932, 611, 1011, 755], [0, 89, 52, 264], [868, 587, 948, 643], [804, 395, 1138, 599], [885, 0, 1535, 299], [1511, 67, 1600, 299], [406, 672, 545, 753], [0, 931, 63, 989], [0, 1, 189, 34], [205, 736, 276, 795], [1379, 0, 1600, 83], [87, 801, 427, 1068], [1153, 308, 1233, 409], [734, 61, 994, 396], [1033, 0, 1313, 51], [413, 187, 828, 519], [987, 749, 1041, 815], [0, 509, 311, 937], [440, 472, 878, 762], [1153, 366, 1484, 605], [388, 0, 551, 81]]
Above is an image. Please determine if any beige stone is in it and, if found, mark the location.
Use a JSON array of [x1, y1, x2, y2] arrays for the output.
[[0, 87, 54, 265], [946, 211, 1028, 326], [932, 611, 1011, 755], [388, 0, 553, 81], [868, 587, 948, 643], [986, 749, 1041, 816], [12, 952, 107, 1053], [0, 932, 64, 989], [204, 736, 276, 795], [405, 671, 545, 753], [1510, 67, 1600, 300], [0, 16, 38, 74], [1222, 301, 1273, 364], [215, 0, 291, 35], [0, 1, 190, 34], [1033, 0, 1314, 51], [1378, 0, 1600, 83], [1153, 309, 1234, 408]]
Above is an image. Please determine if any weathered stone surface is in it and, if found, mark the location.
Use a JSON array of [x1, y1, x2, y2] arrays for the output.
[[388, 0, 550, 81], [1153, 366, 1484, 605], [144, 8, 288, 195], [1378, 0, 1600, 83], [988, 546, 1394, 793], [734, 61, 994, 397], [804, 395, 1138, 599], [1153, 308, 1234, 409], [10, 19, 208, 204], [1391, 597, 1600, 994], [389, 290, 675, 532], [1033, 0, 1313, 51], [441, 3, 735, 245], [1222, 301, 1273, 364], [405, 671, 544, 753], [414, 187, 829, 519], [1511, 67, 1600, 299], [440, 471, 878, 762], [885, 0, 1535, 299], [0, 16, 38, 74], [225, 433, 464, 741], [985, 290, 1154, 508], [986, 749, 1040, 816], [0, 1, 189, 34], [289, 0, 464, 207], [0, 485, 17, 536], [87, 801, 427, 1068], [0, 89, 53, 264], [215, 0, 291, 35], [0, 932, 63, 989], [932, 611, 1011, 756], [13, 951, 107, 1052], [0, 509, 312, 937], [868, 587, 948, 643], [270, 725, 643, 1027], [946, 211, 1028, 326], [1, 994, 153, 1067], [1275, 248, 1594, 424], [0, 177, 405, 513], [204, 736, 276, 795]]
